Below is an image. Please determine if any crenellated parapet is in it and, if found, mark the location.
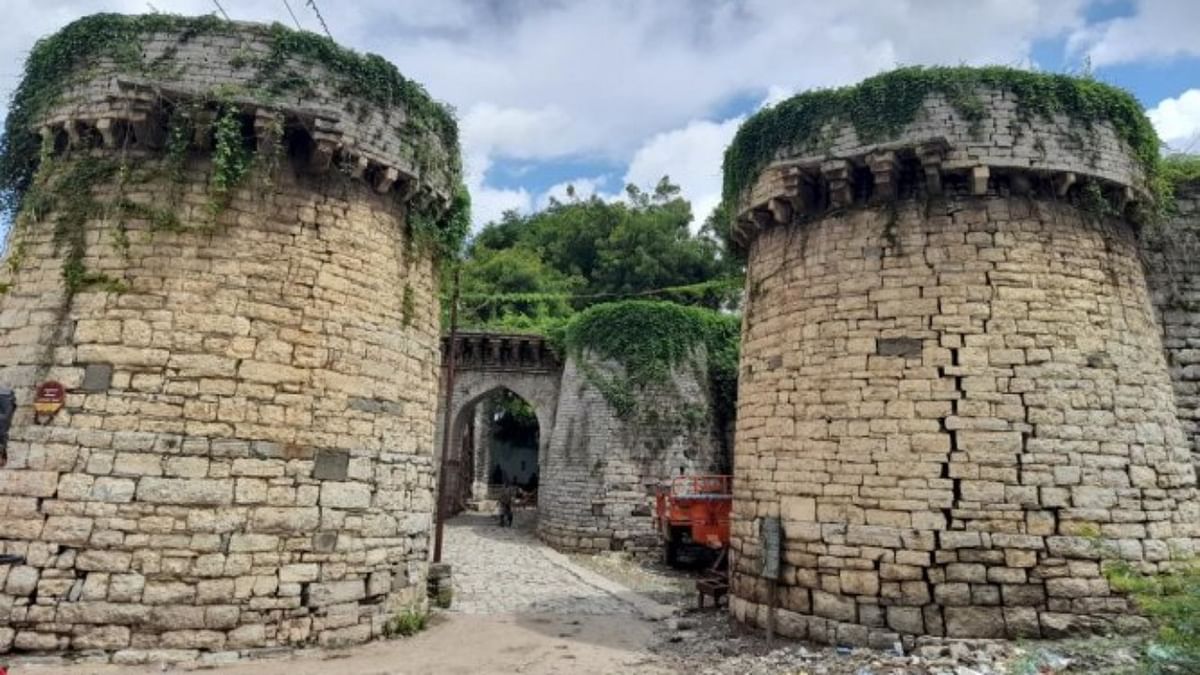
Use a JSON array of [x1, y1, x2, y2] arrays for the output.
[[442, 332, 562, 373], [727, 75, 1156, 252], [19, 15, 459, 216]]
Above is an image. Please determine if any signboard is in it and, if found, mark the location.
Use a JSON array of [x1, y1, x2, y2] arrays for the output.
[[760, 516, 781, 580], [33, 381, 65, 424], [0, 386, 14, 466]]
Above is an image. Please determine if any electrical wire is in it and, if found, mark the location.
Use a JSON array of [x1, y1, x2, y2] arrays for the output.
[[443, 277, 744, 305], [210, 0, 230, 21], [281, 0, 303, 30], [305, 0, 333, 39]]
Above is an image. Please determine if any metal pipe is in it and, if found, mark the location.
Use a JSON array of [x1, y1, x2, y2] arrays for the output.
[[432, 267, 461, 564]]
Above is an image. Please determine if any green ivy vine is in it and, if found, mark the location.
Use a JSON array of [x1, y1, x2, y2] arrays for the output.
[[207, 102, 252, 216], [0, 12, 466, 255], [23, 155, 129, 294], [553, 300, 740, 430], [720, 65, 1168, 250], [1159, 154, 1200, 209]]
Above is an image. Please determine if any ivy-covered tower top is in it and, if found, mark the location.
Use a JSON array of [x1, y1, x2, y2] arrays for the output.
[[722, 66, 1161, 253], [0, 13, 466, 248]]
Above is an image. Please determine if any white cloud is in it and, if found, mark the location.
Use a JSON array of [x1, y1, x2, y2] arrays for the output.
[[460, 103, 579, 162], [0, 2, 1090, 153], [462, 154, 531, 228], [1148, 89, 1200, 154], [761, 85, 796, 109], [1069, 1, 1200, 66], [536, 176, 612, 210], [624, 117, 743, 230], [0, 0, 1107, 237], [469, 184, 531, 229]]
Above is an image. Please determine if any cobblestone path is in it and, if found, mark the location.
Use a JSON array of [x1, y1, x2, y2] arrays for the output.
[[444, 510, 637, 615]]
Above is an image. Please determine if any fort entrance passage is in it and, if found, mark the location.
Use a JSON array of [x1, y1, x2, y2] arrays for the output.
[[438, 332, 562, 513]]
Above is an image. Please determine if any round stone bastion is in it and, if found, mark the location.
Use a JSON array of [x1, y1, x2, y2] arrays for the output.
[[727, 69, 1200, 646], [0, 15, 460, 659]]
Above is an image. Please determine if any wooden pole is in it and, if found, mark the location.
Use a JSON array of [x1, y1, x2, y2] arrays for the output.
[[432, 267, 461, 563]]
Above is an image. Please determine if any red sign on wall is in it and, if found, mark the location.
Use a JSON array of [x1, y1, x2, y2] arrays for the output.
[[33, 380, 65, 424], [35, 381, 65, 404]]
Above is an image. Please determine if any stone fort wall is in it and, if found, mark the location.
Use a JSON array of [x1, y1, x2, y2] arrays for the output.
[[0, 16, 454, 661], [729, 83, 1199, 646], [1145, 181, 1200, 458], [539, 353, 727, 554]]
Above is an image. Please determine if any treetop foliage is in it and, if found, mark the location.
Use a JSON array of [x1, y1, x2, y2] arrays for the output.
[[454, 176, 742, 331]]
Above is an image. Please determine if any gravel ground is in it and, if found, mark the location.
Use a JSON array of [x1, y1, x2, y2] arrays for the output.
[[570, 549, 1150, 675], [7, 514, 1155, 675], [566, 551, 696, 607], [651, 609, 1146, 675]]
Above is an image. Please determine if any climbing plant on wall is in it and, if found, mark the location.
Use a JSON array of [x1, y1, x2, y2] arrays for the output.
[[717, 65, 1170, 253], [0, 12, 469, 290], [553, 300, 740, 430]]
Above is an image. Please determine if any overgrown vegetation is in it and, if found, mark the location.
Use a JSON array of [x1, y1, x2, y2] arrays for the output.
[[454, 177, 741, 331], [450, 178, 743, 425], [207, 102, 253, 216], [718, 65, 1166, 251], [553, 300, 740, 425], [1140, 155, 1200, 274], [491, 389, 540, 443], [1106, 560, 1200, 673], [0, 12, 466, 257], [1158, 154, 1200, 210], [381, 606, 428, 638], [17, 154, 136, 294]]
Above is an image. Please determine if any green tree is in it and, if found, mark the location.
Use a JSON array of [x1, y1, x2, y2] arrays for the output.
[[457, 176, 742, 329], [456, 247, 582, 330]]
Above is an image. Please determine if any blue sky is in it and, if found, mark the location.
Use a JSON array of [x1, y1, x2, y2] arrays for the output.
[[1, 0, 1198, 242]]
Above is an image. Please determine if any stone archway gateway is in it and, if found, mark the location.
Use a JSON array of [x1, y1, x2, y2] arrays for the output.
[[436, 332, 562, 509], [0, 15, 463, 656], [725, 68, 1200, 645]]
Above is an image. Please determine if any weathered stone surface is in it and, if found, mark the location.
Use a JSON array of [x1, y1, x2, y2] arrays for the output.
[[56, 602, 150, 625], [319, 482, 372, 509], [729, 86, 1200, 642], [250, 507, 320, 533], [0, 627, 14, 652], [537, 352, 727, 555], [81, 363, 114, 392], [876, 337, 923, 358], [0, 17, 442, 657], [5, 566, 39, 595], [71, 625, 130, 649], [76, 551, 132, 573], [136, 478, 232, 506], [313, 450, 350, 481], [307, 580, 366, 607]]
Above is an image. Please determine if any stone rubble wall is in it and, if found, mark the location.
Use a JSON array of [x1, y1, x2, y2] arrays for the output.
[[539, 353, 726, 554], [0, 161, 441, 660], [1145, 181, 1200, 458], [732, 182, 1198, 645]]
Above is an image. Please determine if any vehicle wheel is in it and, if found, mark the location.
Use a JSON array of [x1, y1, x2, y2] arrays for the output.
[[664, 528, 681, 567]]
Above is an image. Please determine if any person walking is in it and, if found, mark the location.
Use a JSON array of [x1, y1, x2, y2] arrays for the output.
[[497, 480, 515, 527]]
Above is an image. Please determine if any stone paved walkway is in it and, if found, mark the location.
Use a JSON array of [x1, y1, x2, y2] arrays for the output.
[[443, 510, 638, 615]]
